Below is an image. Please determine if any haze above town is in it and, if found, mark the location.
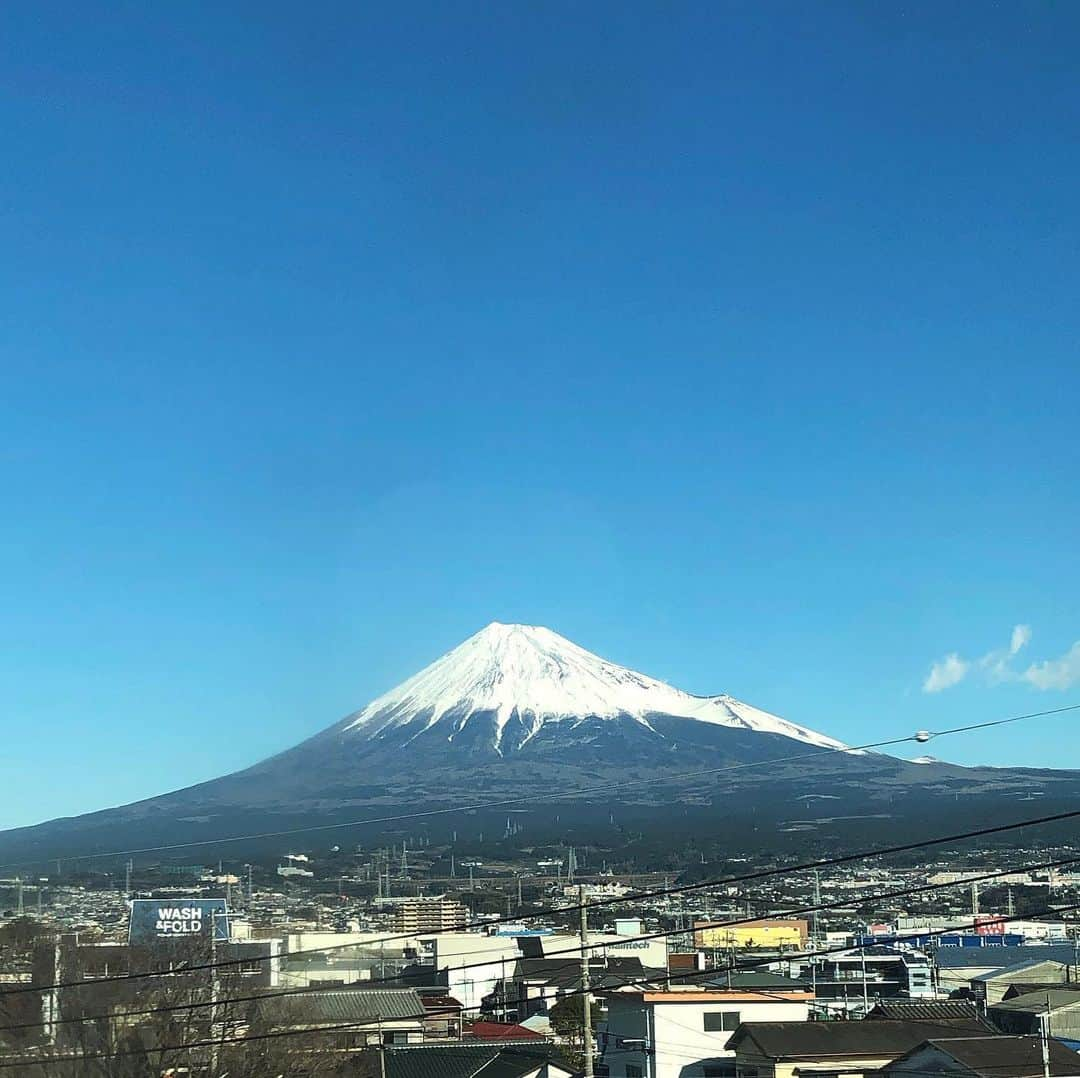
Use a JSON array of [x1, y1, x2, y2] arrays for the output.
[[2, 2, 1079, 829]]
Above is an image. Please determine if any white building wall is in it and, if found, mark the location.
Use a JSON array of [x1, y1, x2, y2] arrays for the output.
[[430, 933, 524, 1012], [606, 996, 810, 1078]]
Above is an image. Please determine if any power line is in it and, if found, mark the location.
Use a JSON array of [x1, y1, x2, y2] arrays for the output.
[[7, 801, 1080, 998], [5, 897, 1080, 1072], [5, 700, 1076, 871], [5, 850, 1079, 1034]]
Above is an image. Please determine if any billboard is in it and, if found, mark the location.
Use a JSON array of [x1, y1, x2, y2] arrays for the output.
[[129, 899, 230, 945]]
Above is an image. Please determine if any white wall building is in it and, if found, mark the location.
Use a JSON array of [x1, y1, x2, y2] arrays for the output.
[[429, 933, 526, 1012], [604, 987, 813, 1078]]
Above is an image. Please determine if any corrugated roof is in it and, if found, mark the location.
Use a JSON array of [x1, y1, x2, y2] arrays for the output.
[[977, 958, 1069, 982], [990, 989, 1080, 1014], [935, 945, 1078, 969]]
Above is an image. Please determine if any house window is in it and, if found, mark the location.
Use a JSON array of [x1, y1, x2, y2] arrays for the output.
[[703, 1010, 741, 1032], [626, 1066, 644, 1078], [703, 1064, 736, 1077]]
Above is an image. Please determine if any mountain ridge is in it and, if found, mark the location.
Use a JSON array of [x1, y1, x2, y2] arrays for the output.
[[2, 622, 1079, 865]]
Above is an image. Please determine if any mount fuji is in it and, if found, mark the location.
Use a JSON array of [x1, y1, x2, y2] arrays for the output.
[[341, 622, 850, 756], [3, 622, 1079, 864]]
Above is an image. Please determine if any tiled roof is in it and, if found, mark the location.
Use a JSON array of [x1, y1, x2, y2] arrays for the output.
[[383, 1043, 569, 1078], [728, 1019, 995, 1060], [866, 1001, 983, 1022], [469, 1020, 546, 1040], [906, 1036, 1080, 1077], [253, 987, 425, 1026]]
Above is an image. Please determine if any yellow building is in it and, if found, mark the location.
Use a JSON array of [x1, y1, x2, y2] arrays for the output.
[[693, 918, 808, 950]]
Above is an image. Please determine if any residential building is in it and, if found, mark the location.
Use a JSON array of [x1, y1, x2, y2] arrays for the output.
[[386, 897, 469, 935], [249, 987, 429, 1049], [725, 1019, 995, 1078], [883, 1036, 1080, 1078], [603, 985, 814, 1078], [796, 946, 933, 1013], [382, 1042, 575, 1077]]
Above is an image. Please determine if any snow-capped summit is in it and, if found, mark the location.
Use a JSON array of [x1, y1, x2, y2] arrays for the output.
[[343, 621, 849, 753]]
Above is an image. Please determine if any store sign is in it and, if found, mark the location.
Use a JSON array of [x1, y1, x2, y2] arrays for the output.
[[129, 899, 230, 944]]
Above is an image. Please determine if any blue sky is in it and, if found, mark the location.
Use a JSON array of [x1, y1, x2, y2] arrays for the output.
[[2, 2, 1078, 828]]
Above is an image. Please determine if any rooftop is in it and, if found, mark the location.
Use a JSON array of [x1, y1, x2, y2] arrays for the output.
[[894, 1036, 1080, 1078], [727, 1019, 996, 1060]]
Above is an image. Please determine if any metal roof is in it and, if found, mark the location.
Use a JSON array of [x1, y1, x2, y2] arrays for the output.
[[989, 989, 1080, 1014], [934, 945, 1078, 970], [976, 958, 1070, 981]]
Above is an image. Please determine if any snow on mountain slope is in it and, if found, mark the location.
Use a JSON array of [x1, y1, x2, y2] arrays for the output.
[[343, 622, 850, 753]]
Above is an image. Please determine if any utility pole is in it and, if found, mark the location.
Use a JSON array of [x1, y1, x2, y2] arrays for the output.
[[579, 884, 594, 1078], [1040, 1004, 1051, 1078], [812, 870, 822, 946], [209, 909, 222, 1074], [971, 881, 979, 918]]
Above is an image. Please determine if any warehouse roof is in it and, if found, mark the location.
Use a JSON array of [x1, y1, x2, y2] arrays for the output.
[[935, 945, 1077, 969], [990, 988, 1080, 1014]]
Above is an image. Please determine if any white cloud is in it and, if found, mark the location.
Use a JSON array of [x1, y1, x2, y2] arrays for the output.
[[1010, 624, 1032, 655], [923, 653, 969, 693], [1020, 641, 1080, 691], [922, 625, 1080, 694], [978, 623, 1032, 683]]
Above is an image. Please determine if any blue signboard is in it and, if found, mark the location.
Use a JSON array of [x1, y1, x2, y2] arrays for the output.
[[129, 898, 230, 944]]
